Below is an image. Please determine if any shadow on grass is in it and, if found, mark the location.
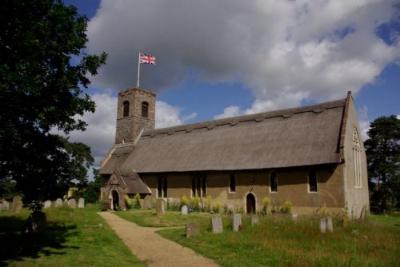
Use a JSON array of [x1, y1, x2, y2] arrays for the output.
[[0, 214, 78, 266]]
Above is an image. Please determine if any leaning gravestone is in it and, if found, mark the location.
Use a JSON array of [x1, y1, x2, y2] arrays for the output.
[[186, 222, 200, 237], [156, 199, 165, 215], [181, 205, 188, 215], [68, 198, 77, 208], [251, 215, 259, 226], [44, 200, 52, 209], [232, 213, 242, 232], [78, 198, 85, 208], [212, 215, 223, 234], [326, 217, 333, 232], [12, 196, 23, 213], [55, 198, 63, 208], [0, 200, 10, 211], [320, 217, 328, 233]]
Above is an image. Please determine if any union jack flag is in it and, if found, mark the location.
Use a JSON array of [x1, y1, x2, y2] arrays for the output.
[[139, 53, 156, 65]]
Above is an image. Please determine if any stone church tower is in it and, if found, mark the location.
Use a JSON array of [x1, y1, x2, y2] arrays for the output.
[[115, 88, 156, 144]]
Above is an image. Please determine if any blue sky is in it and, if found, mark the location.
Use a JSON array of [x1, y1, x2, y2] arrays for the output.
[[64, 0, 400, 164]]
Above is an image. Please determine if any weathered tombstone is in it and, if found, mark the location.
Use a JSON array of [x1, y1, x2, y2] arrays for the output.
[[251, 215, 259, 226], [156, 199, 165, 215], [78, 198, 85, 208], [181, 205, 188, 215], [326, 216, 333, 232], [292, 213, 298, 222], [0, 200, 10, 211], [68, 198, 77, 208], [44, 200, 52, 209], [232, 213, 242, 232], [55, 198, 63, 208], [186, 222, 200, 237], [320, 217, 327, 233], [12, 196, 23, 213], [142, 195, 153, 209], [211, 215, 223, 234]]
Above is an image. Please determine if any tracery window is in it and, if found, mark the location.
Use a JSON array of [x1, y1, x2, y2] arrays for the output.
[[142, 101, 149, 118], [353, 128, 362, 188]]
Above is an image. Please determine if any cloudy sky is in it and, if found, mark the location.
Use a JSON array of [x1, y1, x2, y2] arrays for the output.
[[64, 0, 400, 166]]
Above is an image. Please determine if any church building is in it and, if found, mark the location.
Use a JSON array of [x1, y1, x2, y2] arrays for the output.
[[100, 87, 369, 218]]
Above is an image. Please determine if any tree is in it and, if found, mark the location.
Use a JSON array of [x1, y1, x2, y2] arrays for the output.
[[364, 115, 400, 212], [82, 169, 108, 204], [0, 0, 106, 208]]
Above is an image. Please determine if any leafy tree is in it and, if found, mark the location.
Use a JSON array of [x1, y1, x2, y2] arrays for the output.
[[82, 169, 108, 203], [0, 0, 106, 208], [364, 115, 400, 212]]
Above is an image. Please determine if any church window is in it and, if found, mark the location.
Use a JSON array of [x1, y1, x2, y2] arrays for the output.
[[353, 128, 362, 188], [157, 177, 167, 198], [192, 174, 207, 197], [229, 174, 236, 193], [142, 101, 149, 118], [308, 171, 318, 192], [270, 172, 278, 192], [123, 101, 130, 117]]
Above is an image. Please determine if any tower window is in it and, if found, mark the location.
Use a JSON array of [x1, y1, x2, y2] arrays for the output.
[[123, 101, 130, 117], [270, 172, 278, 192], [229, 174, 236, 192], [142, 101, 149, 118], [308, 171, 318, 192]]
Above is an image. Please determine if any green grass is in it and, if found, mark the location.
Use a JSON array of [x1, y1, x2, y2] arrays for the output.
[[153, 213, 400, 267], [0, 205, 144, 266], [115, 209, 212, 227]]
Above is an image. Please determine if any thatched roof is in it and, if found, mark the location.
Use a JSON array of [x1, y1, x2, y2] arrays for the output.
[[101, 97, 348, 174], [107, 169, 151, 194]]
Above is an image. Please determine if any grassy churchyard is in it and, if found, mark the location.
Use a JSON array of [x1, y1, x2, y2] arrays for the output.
[[117, 209, 400, 267], [0, 205, 144, 267]]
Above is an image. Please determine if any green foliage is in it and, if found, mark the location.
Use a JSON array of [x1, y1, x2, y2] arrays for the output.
[[0, 178, 18, 199], [180, 195, 189, 207], [212, 202, 222, 214], [280, 201, 293, 214], [262, 197, 271, 215], [0, 0, 107, 206], [134, 193, 141, 209], [82, 169, 108, 203], [124, 195, 133, 209], [189, 196, 201, 211], [364, 115, 400, 212], [166, 199, 180, 211]]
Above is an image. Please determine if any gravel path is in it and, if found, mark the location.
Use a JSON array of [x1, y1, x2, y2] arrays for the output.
[[99, 212, 218, 267]]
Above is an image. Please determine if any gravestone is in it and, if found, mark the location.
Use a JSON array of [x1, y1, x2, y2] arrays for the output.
[[0, 200, 10, 211], [251, 215, 259, 226], [142, 195, 153, 209], [320, 218, 327, 233], [68, 198, 77, 208], [211, 215, 223, 234], [186, 222, 199, 237], [44, 200, 52, 209], [181, 205, 188, 215], [326, 216, 333, 232], [232, 213, 242, 232], [156, 199, 165, 215], [292, 213, 298, 222], [12, 196, 23, 213], [55, 198, 63, 207], [78, 198, 85, 208]]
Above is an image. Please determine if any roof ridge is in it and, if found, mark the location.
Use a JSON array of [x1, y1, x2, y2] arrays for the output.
[[143, 97, 347, 137]]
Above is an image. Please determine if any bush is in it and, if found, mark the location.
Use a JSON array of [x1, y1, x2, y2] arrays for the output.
[[189, 196, 201, 212], [180, 195, 189, 207], [204, 196, 213, 212], [262, 197, 271, 215], [280, 200, 293, 214], [124, 195, 133, 209], [133, 193, 141, 209], [212, 202, 221, 214], [167, 199, 180, 211]]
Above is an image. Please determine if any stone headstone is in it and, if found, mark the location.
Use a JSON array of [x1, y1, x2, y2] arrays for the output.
[[251, 215, 259, 226], [55, 198, 63, 208], [181, 205, 188, 215], [68, 198, 77, 208], [292, 213, 298, 222], [211, 215, 223, 234], [0, 200, 10, 211], [320, 217, 327, 233], [78, 198, 85, 208], [156, 199, 165, 215], [12, 196, 23, 213], [186, 222, 200, 237], [232, 213, 242, 232], [142, 195, 153, 209], [326, 216, 333, 232], [44, 200, 52, 209]]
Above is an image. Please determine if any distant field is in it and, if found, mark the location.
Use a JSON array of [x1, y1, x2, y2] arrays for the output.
[[0, 205, 144, 267], [124, 210, 399, 267]]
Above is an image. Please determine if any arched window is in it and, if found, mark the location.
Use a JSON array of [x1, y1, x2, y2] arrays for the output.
[[142, 101, 149, 118], [353, 128, 362, 188], [308, 171, 318, 192], [270, 172, 278, 192], [123, 101, 130, 117]]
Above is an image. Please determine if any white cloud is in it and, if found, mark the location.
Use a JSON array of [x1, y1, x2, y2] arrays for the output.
[[87, 0, 400, 112], [214, 105, 241, 119], [155, 101, 197, 128], [358, 105, 370, 141]]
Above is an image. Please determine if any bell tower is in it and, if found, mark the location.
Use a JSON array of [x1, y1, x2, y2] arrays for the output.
[[115, 88, 156, 144]]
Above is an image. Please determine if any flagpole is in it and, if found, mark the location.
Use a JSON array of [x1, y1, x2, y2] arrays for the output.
[[136, 52, 141, 88]]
